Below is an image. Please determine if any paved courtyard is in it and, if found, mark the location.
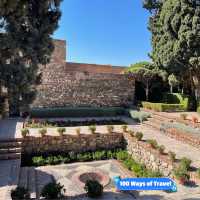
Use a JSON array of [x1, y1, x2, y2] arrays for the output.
[[0, 117, 200, 199], [19, 160, 200, 200]]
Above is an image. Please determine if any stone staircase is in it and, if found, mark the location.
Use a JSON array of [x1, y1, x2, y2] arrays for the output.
[[0, 139, 22, 160], [142, 111, 175, 130], [18, 167, 54, 199]]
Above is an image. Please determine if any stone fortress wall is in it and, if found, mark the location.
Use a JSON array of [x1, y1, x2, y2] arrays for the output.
[[32, 39, 135, 108]]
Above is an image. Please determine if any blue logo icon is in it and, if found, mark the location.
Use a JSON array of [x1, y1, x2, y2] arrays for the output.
[[113, 177, 177, 192]]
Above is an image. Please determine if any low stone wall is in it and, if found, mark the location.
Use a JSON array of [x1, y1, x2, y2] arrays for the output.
[[123, 133, 174, 177], [163, 128, 200, 149], [21, 133, 124, 154]]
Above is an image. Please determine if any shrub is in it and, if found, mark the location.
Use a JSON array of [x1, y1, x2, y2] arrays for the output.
[[168, 151, 176, 162], [76, 128, 81, 135], [147, 139, 158, 149], [147, 170, 163, 177], [129, 110, 151, 122], [142, 101, 185, 112], [158, 145, 165, 154], [163, 93, 189, 110], [11, 187, 30, 200], [57, 127, 66, 136], [180, 157, 192, 170], [41, 182, 65, 199], [39, 128, 47, 137], [107, 125, 114, 134], [21, 128, 29, 138], [135, 132, 143, 141], [30, 107, 125, 118], [128, 130, 135, 137], [92, 151, 106, 160], [197, 168, 200, 178], [173, 166, 190, 185], [121, 125, 128, 132], [84, 180, 103, 198], [89, 125, 96, 134], [180, 113, 188, 120], [116, 150, 129, 161], [32, 156, 45, 166]]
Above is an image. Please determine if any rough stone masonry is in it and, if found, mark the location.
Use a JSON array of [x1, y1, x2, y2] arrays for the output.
[[31, 39, 135, 108]]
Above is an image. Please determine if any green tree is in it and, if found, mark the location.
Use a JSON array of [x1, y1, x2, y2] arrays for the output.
[[0, 0, 62, 115], [127, 62, 167, 101], [144, 0, 200, 97], [168, 74, 179, 93]]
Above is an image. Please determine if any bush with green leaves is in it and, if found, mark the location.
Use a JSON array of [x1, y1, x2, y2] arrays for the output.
[[41, 181, 65, 199], [142, 102, 185, 112], [147, 139, 158, 149], [173, 165, 190, 184], [89, 125, 96, 134], [135, 132, 143, 141], [158, 145, 165, 154], [84, 180, 103, 198], [11, 187, 30, 200], [106, 125, 114, 134], [57, 127, 66, 136], [128, 130, 135, 137], [116, 150, 129, 161], [39, 128, 47, 137], [21, 128, 30, 137], [168, 151, 176, 162], [180, 157, 192, 170], [129, 110, 151, 122]]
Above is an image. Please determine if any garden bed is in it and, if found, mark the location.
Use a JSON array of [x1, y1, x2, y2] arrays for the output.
[[24, 119, 126, 128], [21, 149, 163, 178], [30, 107, 126, 118]]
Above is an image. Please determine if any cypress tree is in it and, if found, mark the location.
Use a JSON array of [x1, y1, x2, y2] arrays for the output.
[[0, 0, 62, 115]]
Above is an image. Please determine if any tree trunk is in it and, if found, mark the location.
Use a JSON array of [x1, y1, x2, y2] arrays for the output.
[[146, 82, 149, 101], [170, 85, 173, 93]]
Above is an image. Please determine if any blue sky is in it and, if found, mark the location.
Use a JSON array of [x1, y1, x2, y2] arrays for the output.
[[53, 0, 151, 66]]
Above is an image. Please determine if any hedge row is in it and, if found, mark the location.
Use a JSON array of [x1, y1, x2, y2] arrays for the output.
[[163, 93, 189, 110], [142, 102, 185, 112], [30, 107, 126, 118]]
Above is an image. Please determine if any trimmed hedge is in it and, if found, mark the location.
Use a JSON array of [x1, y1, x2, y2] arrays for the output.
[[142, 102, 185, 112], [142, 93, 189, 112], [163, 93, 189, 110], [30, 107, 126, 118]]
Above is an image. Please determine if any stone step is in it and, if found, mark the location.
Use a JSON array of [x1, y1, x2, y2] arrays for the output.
[[0, 142, 22, 149], [140, 108, 174, 121], [150, 114, 172, 122], [0, 147, 21, 154], [147, 117, 164, 125], [143, 120, 161, 130], [0, 153, 21, 160]]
